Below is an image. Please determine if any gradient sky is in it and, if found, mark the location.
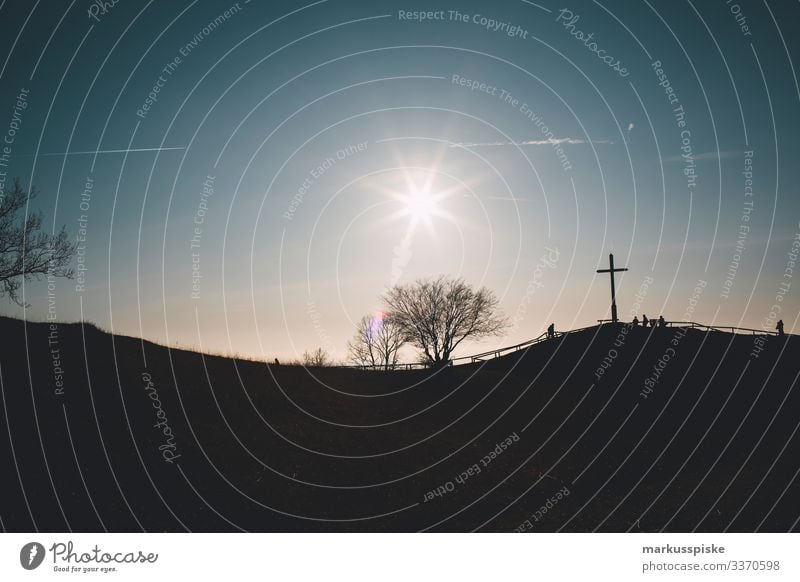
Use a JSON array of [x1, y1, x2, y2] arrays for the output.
[[0, 0, 798, 361]]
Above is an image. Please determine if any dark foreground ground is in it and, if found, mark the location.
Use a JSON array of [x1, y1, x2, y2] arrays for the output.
[[0, 316, 798, 532]]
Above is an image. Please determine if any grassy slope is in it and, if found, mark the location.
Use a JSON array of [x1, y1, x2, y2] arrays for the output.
[[0, 316, 798, 531]]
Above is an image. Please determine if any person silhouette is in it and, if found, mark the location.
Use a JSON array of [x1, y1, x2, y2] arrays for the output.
[[547, 323, 555, 339], [632, 316, 639, 327], [776, 319, 784, 336], [274, 358, 280, 365], [642, 314, 649, 328], [658, 316, 666, 327]]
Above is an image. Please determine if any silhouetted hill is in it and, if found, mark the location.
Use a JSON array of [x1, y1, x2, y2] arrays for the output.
[[1, 316, 798, 532]]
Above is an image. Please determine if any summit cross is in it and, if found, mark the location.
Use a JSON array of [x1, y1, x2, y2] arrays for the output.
[[597, 253, 628, 323]]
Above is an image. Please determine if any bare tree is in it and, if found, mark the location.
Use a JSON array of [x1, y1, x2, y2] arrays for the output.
[[383, 276, 508, 366], [0, 179, 75, 305], [347, 312, 405, 370], [302, 347, 331, 367]]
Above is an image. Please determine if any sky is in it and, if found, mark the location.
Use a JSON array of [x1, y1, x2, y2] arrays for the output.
[[0, 0, 798, 361]]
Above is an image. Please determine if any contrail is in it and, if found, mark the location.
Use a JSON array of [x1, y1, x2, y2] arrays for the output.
[[33, 146, 186, 157], [450, 138, 613, 148]]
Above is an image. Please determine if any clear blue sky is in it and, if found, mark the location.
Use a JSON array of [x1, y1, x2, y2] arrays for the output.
[[1, 0, 798, 360]]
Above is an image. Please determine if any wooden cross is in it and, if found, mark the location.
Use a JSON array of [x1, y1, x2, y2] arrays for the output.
[[597, 253, 628, 323]]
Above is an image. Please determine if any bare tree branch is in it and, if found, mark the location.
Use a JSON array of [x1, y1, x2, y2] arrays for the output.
[[0, 179, 76, 306], [302, 347, 332, 367], [383, 276, 508, 366], [347, 312, 405, 369]]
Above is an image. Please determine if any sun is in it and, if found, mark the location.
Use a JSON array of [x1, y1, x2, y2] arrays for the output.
[[368, 164, 459, 235], [404, 187, 438, 224]]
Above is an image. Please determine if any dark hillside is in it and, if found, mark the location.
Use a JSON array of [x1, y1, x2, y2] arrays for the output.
[[1, 317, 798, 531]]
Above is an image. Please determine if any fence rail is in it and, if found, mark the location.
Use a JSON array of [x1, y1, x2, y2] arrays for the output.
[[456, 324, 602, 364], [598, 319, 782, 336], [340, 320, 788, 371]]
